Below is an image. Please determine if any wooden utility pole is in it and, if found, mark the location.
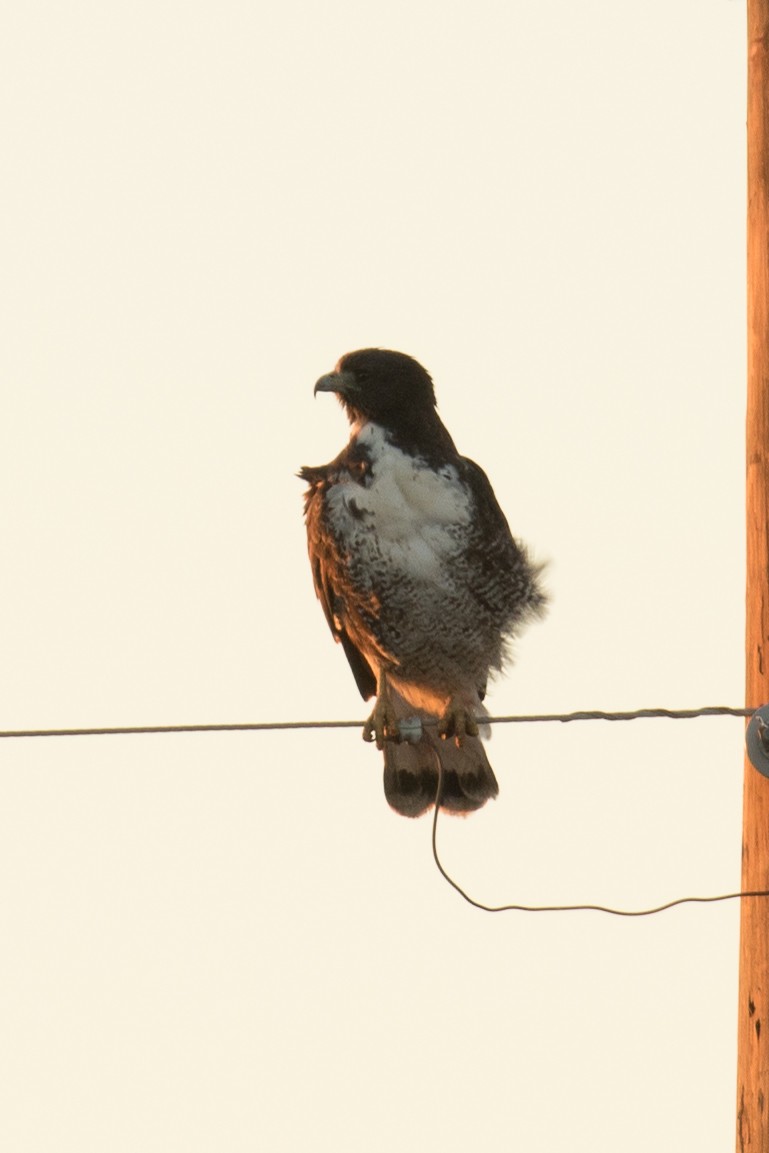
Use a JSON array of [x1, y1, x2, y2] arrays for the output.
[[737, 2, 769, 1150]]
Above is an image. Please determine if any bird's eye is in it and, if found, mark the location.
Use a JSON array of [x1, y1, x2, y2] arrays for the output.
[[356, 370, 369, 383]]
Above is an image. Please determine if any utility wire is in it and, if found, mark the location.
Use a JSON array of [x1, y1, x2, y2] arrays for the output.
[[429, 762, 767, 917], [2, 703, 761, 915], [0, 705, 755, 740]]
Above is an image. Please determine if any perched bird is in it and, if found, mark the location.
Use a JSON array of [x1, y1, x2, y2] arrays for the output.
[[300, 349, 546, 817]]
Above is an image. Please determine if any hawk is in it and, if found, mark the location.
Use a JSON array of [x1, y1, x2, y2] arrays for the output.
[[300, 349, 546, 817]]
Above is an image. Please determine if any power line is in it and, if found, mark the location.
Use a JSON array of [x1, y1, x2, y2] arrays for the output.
[[2, 702, 760, 914], [489, 706, 754, 723], [429, 761, 768, 917], [0, 704, 754, 741], [0, 720, 362, 740]]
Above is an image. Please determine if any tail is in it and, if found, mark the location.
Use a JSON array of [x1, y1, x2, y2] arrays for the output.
[[382, 704, 499, 818]]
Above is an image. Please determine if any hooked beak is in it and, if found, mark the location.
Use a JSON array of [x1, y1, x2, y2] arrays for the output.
[[313, 370, 357, 398]]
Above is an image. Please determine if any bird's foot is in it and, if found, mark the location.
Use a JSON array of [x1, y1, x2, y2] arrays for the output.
[[438, 701, 480, 747], [363, 695, 400, 750]]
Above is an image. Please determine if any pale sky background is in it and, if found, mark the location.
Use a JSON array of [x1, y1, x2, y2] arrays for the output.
[[0, 2, 748, 1151]]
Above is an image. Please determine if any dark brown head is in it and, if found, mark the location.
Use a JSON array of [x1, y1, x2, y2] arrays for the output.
[[314, 348, 438, 429]]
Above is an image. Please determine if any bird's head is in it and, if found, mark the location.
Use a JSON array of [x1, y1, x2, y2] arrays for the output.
[[314, 349, 437, 428]]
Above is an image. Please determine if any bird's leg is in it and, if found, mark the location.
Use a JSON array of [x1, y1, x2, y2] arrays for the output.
[[362, 673, 400, 750], [438, 696, 480, 747]]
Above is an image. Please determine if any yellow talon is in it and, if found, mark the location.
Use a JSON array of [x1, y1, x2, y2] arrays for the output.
[[363, 695, 400, 750], [438, 703, 480, 746]]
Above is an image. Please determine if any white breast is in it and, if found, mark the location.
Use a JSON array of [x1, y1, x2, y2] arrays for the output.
[[327, 423, 472, 581]]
